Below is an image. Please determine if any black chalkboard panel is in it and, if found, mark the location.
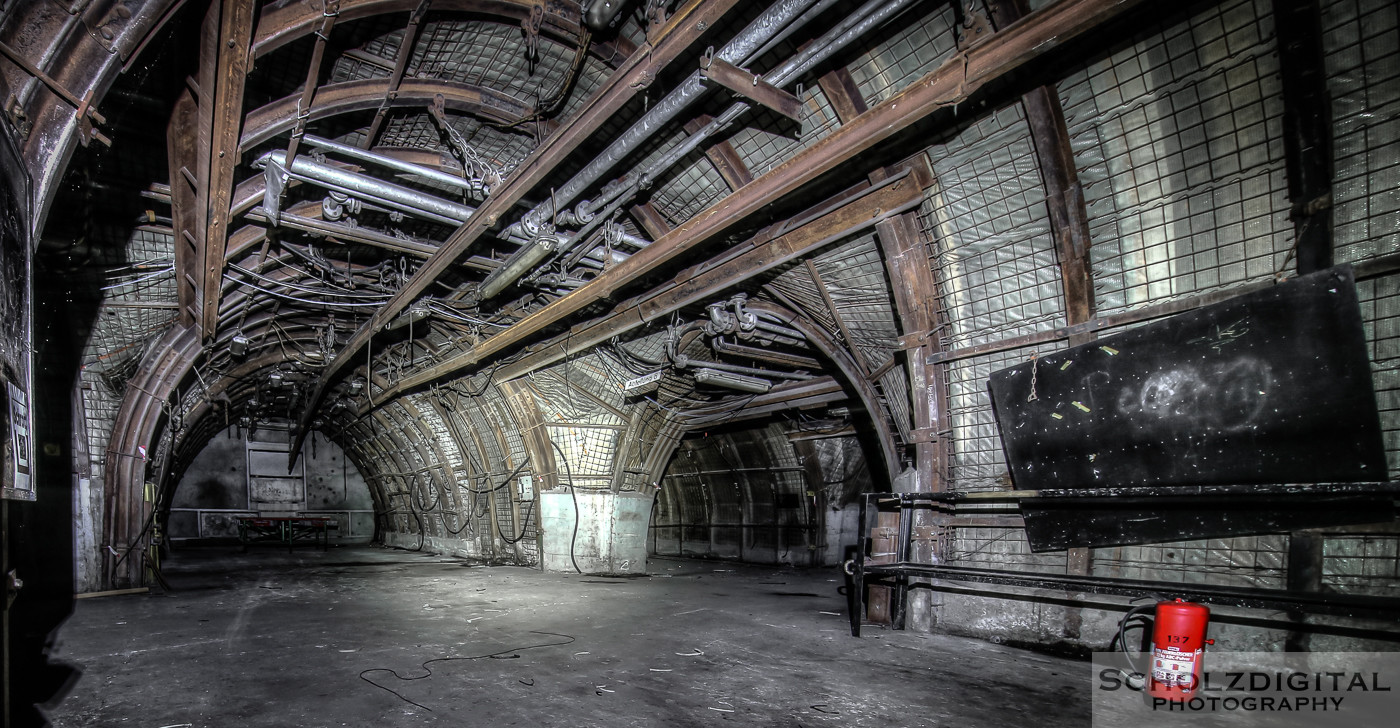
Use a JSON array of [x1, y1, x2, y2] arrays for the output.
[[988, 267, 1386, 490]]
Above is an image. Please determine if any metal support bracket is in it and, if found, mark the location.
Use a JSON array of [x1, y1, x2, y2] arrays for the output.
[[700, 48, 804, 122]]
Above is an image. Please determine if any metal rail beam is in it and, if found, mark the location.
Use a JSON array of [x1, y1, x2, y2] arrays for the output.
[[167, 90, 202, 327], [239, 79, 537, 152], [202, 0, 257, 339], [363, 0, 431, 149], [387, 172, 920, 396], [365, 0, 1153, 399], [293, 0, 746, 458], [684, 114, 754, 191]]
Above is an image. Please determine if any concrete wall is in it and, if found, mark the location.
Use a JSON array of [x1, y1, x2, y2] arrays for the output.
[[541, 490, 651, 574]]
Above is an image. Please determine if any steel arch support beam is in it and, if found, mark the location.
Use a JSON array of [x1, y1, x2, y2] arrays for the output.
[[341, 0, 1152, 411], [239, 79, 538, 152], [253, 0, 585, 57], [746, 301, 900, 482], [293, 0, 746, 459]]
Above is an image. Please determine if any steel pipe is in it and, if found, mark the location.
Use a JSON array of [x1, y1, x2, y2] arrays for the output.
[[259, 150, 476, 227], [479, 0, 823, 298], [481, 0, 916, 299], [301, 134, 479, 193]]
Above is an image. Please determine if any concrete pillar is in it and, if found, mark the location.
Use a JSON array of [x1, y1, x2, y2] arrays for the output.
[[540, 490, 652, 574]]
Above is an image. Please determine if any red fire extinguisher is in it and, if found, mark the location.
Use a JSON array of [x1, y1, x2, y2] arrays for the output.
[[1149, 599, 1213, 700]]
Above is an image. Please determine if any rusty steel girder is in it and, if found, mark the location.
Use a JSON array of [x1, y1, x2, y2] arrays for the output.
[[345, 0, 1153, 408], [292, 0, 747, 459], [239, 79, 538, 152]]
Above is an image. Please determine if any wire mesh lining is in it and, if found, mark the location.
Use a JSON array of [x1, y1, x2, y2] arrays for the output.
[[547, 425, 616, 483], [527, 354, 628, 427], [1091, 535, 1288, 588], [84, 228, 178, 394], [1325, 0, 1400, 494], [1322, 534, 1400, 596], [924, 103, 1064, 349], [407, 394, 472, 527], [1060, 0, 1293, 317], [649, 143, 730, 227], [724, 86, 841, 178], [1324, 0, 1400, 265], [328, 33, 396, 84], [948, 527, 1069, 573], [943, 343, 1066, 491], [845, 2, 957, 109], [557, 56, 612, 120], [373, 112, 537, 170], [412, 19, 577, 105], [652, 422, 816, 563], [1356, 277, 1400, 474], [807, 235, 911, 439]]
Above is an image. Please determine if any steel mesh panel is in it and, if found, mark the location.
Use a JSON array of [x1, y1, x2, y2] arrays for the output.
[[923, 103, 1065, 349], [328, 47, 393, 83], [409, 394, 464, 470], [528, 354, 628, 427], [725, 85, 841, 178], [79, 373, 120, 465], [944, 343, 1066, 491], [1322, 534, 1400, 596], [652, 422, 814, 563], [460, 399, 507, 470], [810, 236, 899, 370], [809, 235, 911, 438], [1059, 0, 1293, 316], [948, 527, 1069, 573], [485, 388, 529, 468], [1324, 0, 1400, 265], [1091, 535, 1288, 588], [375, 112, 536, 171], [84, 227, 179, 395], [547, 424, 615, 483], [845, 3, 958, 108], [412, 20, 576, 104], [557, 56, 612, 120], [765, 268, 841, 336], [649, 148, 729, 227], [1356, 277, 1400, 474]]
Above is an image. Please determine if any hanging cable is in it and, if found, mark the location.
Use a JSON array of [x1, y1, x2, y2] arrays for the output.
[[549, 439, 583, 574]]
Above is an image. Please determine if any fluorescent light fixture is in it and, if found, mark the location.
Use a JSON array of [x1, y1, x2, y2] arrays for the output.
[[693, 368, 772, 394]]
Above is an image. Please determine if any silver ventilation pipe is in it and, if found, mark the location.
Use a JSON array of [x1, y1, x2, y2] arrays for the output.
[[479, 0, 918, 300], [477, 0, 824, 298], [300, 134, 483, 194], [258, 150, 477, 227], [590, 0, 920, 219]]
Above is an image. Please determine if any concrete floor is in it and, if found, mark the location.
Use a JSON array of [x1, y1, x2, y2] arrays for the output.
[[44, 546, 1088, 727]]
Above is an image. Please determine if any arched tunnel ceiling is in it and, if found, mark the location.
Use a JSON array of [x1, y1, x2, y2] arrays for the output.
[[6, 0, 1396, 589]]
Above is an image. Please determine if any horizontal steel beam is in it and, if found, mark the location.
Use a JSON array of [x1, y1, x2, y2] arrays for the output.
[[384, 0, 1152, 385], [379, 172, 919, 399], [292, 0, 745, 459]]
